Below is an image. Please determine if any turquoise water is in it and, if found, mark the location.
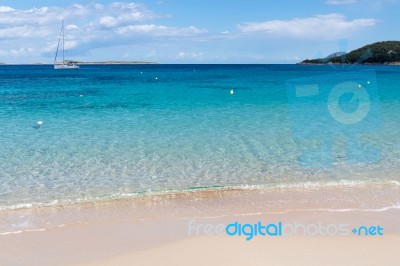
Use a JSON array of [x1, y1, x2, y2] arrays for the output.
[[1, 64, 400, 209]]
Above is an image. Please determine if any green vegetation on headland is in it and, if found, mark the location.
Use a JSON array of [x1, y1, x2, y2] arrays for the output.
[[300, 41, 400, 65]]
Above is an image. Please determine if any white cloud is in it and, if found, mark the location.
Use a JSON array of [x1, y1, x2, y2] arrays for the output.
[[116, 24, 206, 36], [326, 0, 357, 5], [177, 51, 203, 59], [0, 5, 87, 27], [0, 25, 50, 39], [100, 2, 158, 27], [0, 6, 14, 12], [99, 16, 118, 27], [66, 24, 79, 30], [0, 2, 206, 61], [0, 47, 35, 57], [237, 13, 376, 39]]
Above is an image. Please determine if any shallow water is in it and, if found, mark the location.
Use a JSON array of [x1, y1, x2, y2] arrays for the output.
[[1, 64, 400, 209]]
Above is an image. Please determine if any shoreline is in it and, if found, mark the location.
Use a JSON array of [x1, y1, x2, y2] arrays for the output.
[[1, 183, 399, 234], [1, 179, 399, 212], [2, 178, 399, 211], [1, 184, 399, 265]]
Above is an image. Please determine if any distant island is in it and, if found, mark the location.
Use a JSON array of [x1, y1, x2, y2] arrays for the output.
[[1, 61, 159, 65], [75, 61, 159, 65], [300, 41, 400, 65]]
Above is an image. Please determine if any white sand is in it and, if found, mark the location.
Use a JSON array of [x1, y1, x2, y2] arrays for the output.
[[1, 185, 399, 266], [79, 234, 400, 266]]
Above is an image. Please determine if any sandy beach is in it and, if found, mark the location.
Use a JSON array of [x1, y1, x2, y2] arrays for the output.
[[1, 184, 399, 266], [79, 234, 400, 266], [2, 0, 400, 265]]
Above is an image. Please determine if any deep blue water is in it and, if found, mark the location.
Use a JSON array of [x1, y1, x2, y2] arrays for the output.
[[1, 64, 400, 208]]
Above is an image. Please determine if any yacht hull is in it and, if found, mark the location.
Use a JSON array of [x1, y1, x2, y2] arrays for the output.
[[54, 64, 79, 69]]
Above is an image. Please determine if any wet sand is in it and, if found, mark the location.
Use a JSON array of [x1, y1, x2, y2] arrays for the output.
[[1, 184, 399, 265]]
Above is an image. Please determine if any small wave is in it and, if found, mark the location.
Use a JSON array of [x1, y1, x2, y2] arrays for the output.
[[0, 179, 399, 211], [269, 179, 400, 189], [0, 228, 46, 236]]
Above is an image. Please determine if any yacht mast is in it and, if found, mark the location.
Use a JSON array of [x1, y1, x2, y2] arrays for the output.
[[54, 19, 79, 69], [54, 20, 63, 64], [62, 19, 65, 63]]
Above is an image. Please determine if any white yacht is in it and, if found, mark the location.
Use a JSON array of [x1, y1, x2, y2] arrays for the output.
[[54, 20, 79, 69]]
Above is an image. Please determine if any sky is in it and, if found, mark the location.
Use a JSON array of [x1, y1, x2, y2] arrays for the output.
[[0, 0, 399, 64]]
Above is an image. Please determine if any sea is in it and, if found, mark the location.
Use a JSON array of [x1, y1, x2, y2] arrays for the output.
[[1, 64, 400, 211]]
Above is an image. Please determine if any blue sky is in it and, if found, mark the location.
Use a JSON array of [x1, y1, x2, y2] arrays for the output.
[[0, 0, 399, 63]]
